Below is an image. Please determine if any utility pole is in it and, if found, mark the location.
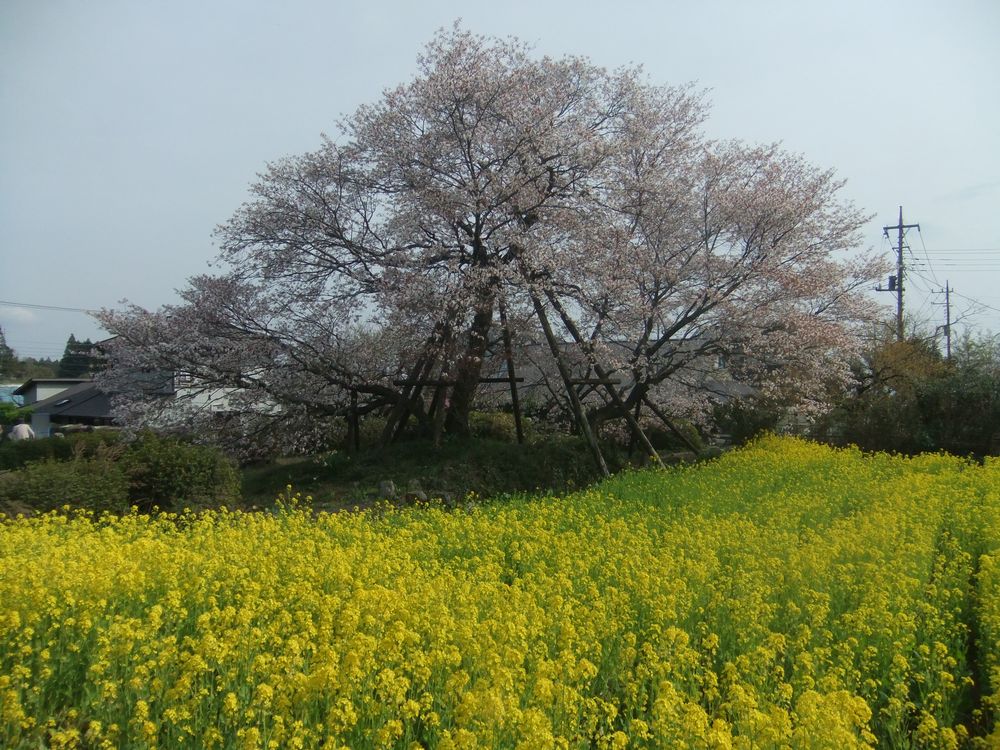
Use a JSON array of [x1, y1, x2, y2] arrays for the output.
[[944, 282, 952, 360], [933, 281, 952, 360], [879, 206, 920, 342]]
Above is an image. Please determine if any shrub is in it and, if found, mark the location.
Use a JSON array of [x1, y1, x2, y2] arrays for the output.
[[0, 402, 23, 427], [643, 420, 705, 452], [468, 411, 523, 442], [0, 432, 239, 514], [0, 447, 129, 514], [122, 433, 240, 509], [713, 400, 782, 445], [0, 430, 121, 471]]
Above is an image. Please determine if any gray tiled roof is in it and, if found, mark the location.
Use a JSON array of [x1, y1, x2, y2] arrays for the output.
[[26, 382, 111, 419]]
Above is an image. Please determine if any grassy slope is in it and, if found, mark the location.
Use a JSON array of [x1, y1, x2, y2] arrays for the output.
[[239, 436, 633, 509]]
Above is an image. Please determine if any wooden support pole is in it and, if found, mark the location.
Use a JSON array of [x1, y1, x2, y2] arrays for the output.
[[627, 399, 642, 455], [393, 377, 523, 386], [427, 383, 445, 422], [381, 358, 422, 446], [530, 292, 609, 476], [543, 290, 664, 469], [383, 352, 437, 445], [347, 389, 360, 453], [393, 379, 455, 387], [611, 392, 664, 469], [429, 383, 448, 447], [641, 396, 701, 454], [498, 299, 525, 445]]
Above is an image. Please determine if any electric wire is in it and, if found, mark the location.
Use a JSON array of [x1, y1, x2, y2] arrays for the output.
[[909, 264, 1000, 320], [0, 300, 98, 314], [950, 290, 1000, 317], [916, 227, 941, 286], [905, 225, 1000, 331]]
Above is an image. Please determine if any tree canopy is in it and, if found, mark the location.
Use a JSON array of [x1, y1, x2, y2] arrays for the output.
[[57, 334, 102, 378], [98, 26, 883, 459], [817, 328, 1000, 456], [0, 326, 59, 383], [0, 327, 14, 379]]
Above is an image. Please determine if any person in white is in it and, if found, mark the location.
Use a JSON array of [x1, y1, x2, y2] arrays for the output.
[[9, 418, 34, 441]]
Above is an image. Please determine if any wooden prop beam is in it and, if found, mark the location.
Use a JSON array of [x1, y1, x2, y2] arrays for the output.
[[641, 396, 701, 454], [530, 292, 609, 476], [543, 289, 664, 469], [499, 299, 525, 444]]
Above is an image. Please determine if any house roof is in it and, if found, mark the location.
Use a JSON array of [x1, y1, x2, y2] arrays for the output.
[[12, 378, 90, 396], [26, 382, 111, 419]]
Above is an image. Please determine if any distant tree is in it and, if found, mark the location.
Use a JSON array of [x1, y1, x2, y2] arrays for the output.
[[820, 333, 946, 452], [56, 334, 102, 378], [816, 325, 1000, 455], [0, 327, 14, 379], [0, 328, 57, 382], [918, 332, 1000, 455], [98, 26, 883, 460], [9, 358, 59, 382]]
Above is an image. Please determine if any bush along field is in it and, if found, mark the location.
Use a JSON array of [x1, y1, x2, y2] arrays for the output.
[[1, 436, 999, 749], [0, 432, 240, 514]]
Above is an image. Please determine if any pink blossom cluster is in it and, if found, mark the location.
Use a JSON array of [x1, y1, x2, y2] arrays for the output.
[[97, 25, 884, 455]]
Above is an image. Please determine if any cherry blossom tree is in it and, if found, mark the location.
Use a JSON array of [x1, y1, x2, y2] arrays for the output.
[[97, 25, 883, 462]]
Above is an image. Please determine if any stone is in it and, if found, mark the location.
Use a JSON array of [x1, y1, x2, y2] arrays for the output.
[[404, 479, 428, 503]]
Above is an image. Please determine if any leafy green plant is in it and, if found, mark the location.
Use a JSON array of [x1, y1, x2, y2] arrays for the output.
[[0, 444, 129, 513], [0, 402, 23, 427], [468, 411, 524, 442], [122, 432, 240, 509], [0, 429, 119, 471]]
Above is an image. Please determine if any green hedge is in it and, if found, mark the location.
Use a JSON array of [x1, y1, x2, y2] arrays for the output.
[[0, 430, 121, 471], [0, 432, 240, 514], [3, 457, 130, 513], [122, 433, 240, 509]]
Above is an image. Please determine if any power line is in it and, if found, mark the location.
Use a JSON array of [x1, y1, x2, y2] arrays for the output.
[[916, 256, 1000, 266], [916, 227, 941, 286], [950, 290, 1000, 317], [924, 269, 1000, 272], [923, 250, 1000, 254], [916, 247, 1000, 253], [0, 300, 98, 314], [905, 226, 1000, 328], [908, 264, 1000, 318]]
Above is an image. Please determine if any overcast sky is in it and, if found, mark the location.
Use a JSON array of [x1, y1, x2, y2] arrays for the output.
[[2, 0, 999, 362]]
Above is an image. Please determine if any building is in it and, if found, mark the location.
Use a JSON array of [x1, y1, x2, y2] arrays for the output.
[[12, 378, 90, 406], [12, 378, 112, 437]]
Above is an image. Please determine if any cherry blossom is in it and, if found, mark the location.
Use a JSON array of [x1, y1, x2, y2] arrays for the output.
[[97, 25, 884, 458]]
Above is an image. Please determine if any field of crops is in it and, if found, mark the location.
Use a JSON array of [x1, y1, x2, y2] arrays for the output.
[[1, 436, 999, 749]]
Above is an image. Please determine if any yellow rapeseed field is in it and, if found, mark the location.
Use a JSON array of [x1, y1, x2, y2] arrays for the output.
[[1, 436, 999, 749]]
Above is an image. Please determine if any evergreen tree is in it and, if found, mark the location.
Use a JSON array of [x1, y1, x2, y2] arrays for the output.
[[0, 326, 15, 378], [57, 334, 101, 378]]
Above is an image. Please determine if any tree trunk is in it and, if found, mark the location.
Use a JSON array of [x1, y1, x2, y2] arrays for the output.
[[445, 295, 495, 436]]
